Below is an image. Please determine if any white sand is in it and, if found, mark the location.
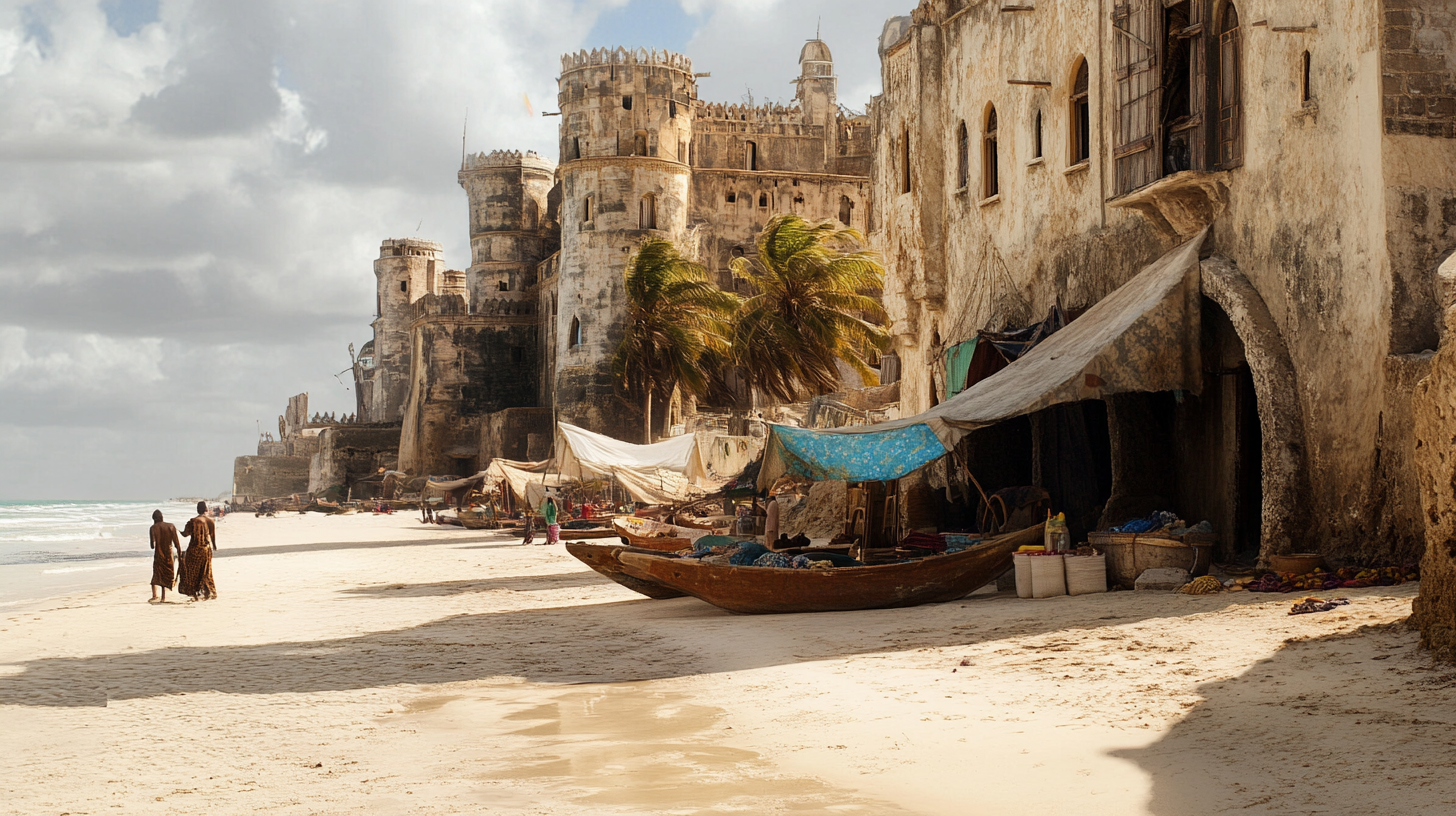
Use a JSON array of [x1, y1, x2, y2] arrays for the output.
[[0, 513, 1449, 815]]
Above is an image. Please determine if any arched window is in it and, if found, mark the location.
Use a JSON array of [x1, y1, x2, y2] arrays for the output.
[[583, 195, 594, 223], [569, 316, 583, 348], [983, 106, 1000, 198], [758, 193, 769, 209], [901, 127, 912, 193], [1301, 50, 1312, 103], [640, 194, 657, 229], [1217, 3, 1243, 167], [622, 95, 633, 110], [956, 121, 969, 189], [1070, 59, 1090, 165], [839, 195, 855, 226], [1033, 110, 1043, 160], [745, 141, 758, 171]]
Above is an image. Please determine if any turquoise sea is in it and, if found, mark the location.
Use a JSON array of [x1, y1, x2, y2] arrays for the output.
[[0, 500, 200, 610]]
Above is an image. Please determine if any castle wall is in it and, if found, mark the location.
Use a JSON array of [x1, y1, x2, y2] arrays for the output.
[[479, 407, 554, 465], [232, 456, 311, 504], [307, 427, 401, 495], [365, 239, 445, 424], [397, 295, 541, 476]]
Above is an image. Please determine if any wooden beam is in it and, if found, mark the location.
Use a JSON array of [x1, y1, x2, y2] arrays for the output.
[[1008, 79, 1053, 87], [1001, 5, 1035, 11], [1272, 24, 1318, 32]]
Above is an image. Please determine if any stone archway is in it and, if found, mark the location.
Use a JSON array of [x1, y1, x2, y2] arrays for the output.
[[1199, 255, 1312, 563]]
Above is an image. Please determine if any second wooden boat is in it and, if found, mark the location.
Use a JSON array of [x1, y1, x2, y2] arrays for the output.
[[615, 524, 1044, 615], [565, 542, 687, 600], [612, 517, 693, 552]]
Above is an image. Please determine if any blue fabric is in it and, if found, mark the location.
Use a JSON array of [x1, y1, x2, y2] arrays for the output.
[[772, 423, 948, 483], [1110, 510, 1181, 534], [729, 543, 769, 566], [945, 338, 979, 399]]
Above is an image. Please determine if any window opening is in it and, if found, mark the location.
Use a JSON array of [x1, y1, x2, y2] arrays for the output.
[[745, 141, 758, 171], [1217, 2, 1243, 167], [956, 121, 969, 189], [552, 296, 558, 316], [400, 281, 408, 293], [901, 128, 912, 193], [1071, 59, 1091, 165], [758, 193, 769, 208], [838, 195, 855, 225], [499, 281, 509, 292], [1301, 50, 1311, 103], [583, 196, 594, 222], [640, 194, 657, 229], [726, 191, 737, 204], [669, 100, 678, 118], [983, 106, 1000, 198], [1033, 110, 1043, 159], [569, 317, 583, 348], [1112, 1, 1161, 193], [622, 95, 633, 110], [572, 136, 581, 160]]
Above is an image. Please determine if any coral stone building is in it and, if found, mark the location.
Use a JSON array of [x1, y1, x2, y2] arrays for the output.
[[869, 0, 1456, 565]]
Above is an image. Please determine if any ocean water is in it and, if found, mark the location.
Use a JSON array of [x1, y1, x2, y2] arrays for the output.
[[0, 500, 201, 610]]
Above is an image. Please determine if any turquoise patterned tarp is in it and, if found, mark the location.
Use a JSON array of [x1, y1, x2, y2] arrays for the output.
[[771, 423, 948, 483]]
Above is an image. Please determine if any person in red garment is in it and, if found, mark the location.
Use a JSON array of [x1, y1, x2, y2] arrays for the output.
[[178, 501, 218, 601]]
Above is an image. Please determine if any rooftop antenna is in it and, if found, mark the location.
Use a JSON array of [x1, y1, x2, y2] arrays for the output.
[[461, 108, 468, 170], [817, 17, 821, 39]]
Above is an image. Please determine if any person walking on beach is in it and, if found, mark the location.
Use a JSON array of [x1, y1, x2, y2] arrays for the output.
[[148, 510, 182, 603], [542, 496, 560, 545], [178, 501, 218, 601], [520, 510, 535, 545]]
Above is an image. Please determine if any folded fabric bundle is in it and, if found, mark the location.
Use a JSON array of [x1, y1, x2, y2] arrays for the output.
[[754, 552, 793, 568], [1109, 511, 1182, 534], [730, 542, 769, 566], [899, 532, 947, 552]]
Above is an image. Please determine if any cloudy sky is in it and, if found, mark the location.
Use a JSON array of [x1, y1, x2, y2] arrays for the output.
[[0, 0, 899, 500]]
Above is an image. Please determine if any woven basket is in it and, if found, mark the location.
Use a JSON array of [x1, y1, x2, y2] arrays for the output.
[[1013, 553, 1035, 599], [1092, 532, 1213, 589], [1065, 554, 1108, 596], [1029, 554, 1067, 599]]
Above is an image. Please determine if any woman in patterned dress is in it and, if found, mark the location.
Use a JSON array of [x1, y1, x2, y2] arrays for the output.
[[178, 501, 218, 601], [148, 510, 182, 603]]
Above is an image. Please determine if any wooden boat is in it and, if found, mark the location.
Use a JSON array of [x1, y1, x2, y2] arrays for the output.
[[612, 517, 693, 552], [565, 542, 688, 600], [615, 524, 1044, 615], [457, 513, 499, 530], [557, 527, 619, 540]]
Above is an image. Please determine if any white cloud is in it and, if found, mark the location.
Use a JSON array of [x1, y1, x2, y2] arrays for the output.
[[0, 325, 164, 392]]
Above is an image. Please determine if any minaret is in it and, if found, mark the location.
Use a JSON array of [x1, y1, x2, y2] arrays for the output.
[[795, 39, 839, 168], [554, 47, 698, 440]]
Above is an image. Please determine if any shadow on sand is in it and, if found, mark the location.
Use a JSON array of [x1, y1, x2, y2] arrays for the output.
[[1114, 617, 1456, 814], [0, 586, 1271, 710], [340, 571, 609, 598]]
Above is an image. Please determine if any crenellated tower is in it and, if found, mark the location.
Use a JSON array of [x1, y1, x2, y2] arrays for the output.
[[364, 238, 445, 423], [553, 47, 700, 439], [457, 150, 558, 315]]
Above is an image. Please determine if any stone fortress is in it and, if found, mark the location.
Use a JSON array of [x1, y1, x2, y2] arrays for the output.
[[233, 39, 875, 502]]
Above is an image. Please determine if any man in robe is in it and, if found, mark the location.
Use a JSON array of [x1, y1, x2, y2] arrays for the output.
[[148, 510, 183, 603]]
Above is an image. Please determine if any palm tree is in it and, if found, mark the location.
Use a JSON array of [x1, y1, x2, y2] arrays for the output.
[[728, 214, 890, 404], [612, 239, 740, 442]]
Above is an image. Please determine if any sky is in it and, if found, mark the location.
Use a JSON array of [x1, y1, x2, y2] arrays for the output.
[[0, 0, 901, 500]]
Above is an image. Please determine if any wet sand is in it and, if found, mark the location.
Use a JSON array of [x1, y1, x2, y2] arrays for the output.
[[0, 513, 1449, 815]]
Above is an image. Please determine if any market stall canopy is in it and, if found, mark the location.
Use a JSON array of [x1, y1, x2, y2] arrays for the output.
[[486, 459, 569, 509], [555, 423, 709, 505], [759, 229, 1208, 488]]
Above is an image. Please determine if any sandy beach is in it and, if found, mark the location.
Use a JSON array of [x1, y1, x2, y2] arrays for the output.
[[0, 513, 1450, 815]]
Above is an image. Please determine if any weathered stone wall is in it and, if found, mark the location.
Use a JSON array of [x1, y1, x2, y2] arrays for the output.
[[307, 426, 401, 495], [1383, 0, 1456, 139], [479, 407, 553, 464], [232, 456, 311, 503], [458, 150, 557, 315], [870, 0, 1456, 561], [1412, 304, 1456, 661], [398, 295, 540, 476]]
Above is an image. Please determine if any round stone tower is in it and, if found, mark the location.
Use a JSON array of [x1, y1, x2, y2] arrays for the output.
[[369, 238, 444, 423], [554, 47, 699, 439], [795, 39, 839, 164], [458, 149, 558, 316]]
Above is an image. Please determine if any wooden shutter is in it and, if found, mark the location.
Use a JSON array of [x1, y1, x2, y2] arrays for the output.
[[1218, 15, 1243, 167], [1113, 0, 1161, 195]]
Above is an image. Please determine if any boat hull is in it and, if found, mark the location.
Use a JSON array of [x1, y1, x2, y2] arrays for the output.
[[615, 525, 1043, 614], [565, 542, 688, 600]]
